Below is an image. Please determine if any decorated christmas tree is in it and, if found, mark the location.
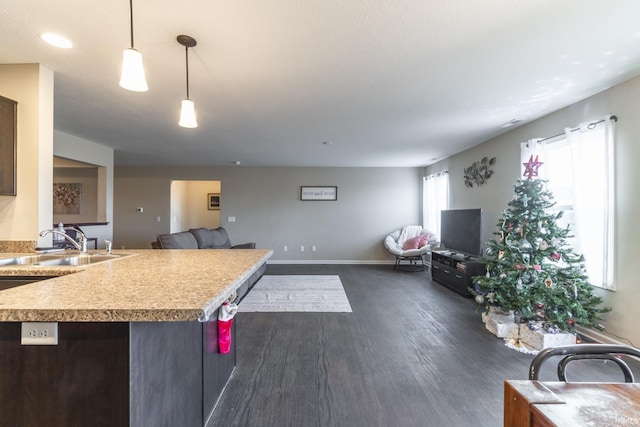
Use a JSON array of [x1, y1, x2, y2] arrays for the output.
[[472, 157, 610, 333]]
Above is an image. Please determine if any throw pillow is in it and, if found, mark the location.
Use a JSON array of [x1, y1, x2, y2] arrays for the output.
[[157, 231, 199, 249], [189, 227, 232, 249], [402, 234, 430, 250], [402, 235, 422, 250]]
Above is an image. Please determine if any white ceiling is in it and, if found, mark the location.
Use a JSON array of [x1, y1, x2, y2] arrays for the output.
[[1, 0, 640, 167]]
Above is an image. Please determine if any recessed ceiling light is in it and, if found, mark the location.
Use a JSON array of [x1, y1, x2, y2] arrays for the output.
[[41, 33, 73, 49]]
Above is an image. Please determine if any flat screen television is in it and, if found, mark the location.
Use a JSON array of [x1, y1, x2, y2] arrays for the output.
[[440, 209, 482, 257]]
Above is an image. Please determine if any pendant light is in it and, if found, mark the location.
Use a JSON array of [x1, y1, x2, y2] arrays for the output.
[[177, 34, 198, 128], [119, 0, 148, 92]]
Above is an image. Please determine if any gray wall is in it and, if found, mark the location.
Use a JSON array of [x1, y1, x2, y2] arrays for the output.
[[114, 167, 423, 262], [427, 74, 640, 347]]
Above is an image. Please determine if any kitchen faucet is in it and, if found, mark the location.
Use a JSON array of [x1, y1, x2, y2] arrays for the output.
[[39, 227, 89, 253]]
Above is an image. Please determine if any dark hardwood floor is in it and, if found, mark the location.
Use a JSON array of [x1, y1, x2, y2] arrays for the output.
[[207, 264, 622, 427]]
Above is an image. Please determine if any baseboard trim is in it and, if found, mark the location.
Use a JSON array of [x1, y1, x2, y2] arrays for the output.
[[267, 260, 394, 265], [575, 326, 629, 345]]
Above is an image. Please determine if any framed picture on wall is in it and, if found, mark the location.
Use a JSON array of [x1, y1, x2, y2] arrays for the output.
[[53, 183, 82, 214], [0, 95, 17, 196], [208, 193, 220, 210]]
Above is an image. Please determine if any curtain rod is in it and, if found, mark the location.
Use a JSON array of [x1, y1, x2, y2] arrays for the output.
[[424, 170, 448, 179], [537, 115, 617, 144]]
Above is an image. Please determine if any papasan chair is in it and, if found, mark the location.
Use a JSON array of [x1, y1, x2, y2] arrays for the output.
[[384, 226, 436, 271]]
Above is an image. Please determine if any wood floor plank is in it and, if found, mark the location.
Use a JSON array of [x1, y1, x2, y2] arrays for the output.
[[207, 264, 612, 427]]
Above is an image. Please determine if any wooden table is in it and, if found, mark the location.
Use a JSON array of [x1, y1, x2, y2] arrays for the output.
[[504, 380, 640, 427]]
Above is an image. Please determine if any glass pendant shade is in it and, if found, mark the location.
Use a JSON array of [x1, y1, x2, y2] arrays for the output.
[[119, 48, 148, 92], [179, 99, 198, 128]]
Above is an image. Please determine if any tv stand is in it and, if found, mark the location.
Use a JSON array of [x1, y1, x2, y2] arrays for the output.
[[431, 251, 485, 296]]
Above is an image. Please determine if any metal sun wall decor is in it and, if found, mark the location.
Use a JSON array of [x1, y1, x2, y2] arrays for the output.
[[464, 156, 496, 188]]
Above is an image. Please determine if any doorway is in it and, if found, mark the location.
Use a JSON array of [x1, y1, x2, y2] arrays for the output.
[[170, 180, 221, 233]]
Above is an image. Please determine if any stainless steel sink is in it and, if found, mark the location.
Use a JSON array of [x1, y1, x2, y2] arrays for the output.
[[0, 254, 67, 266], [0, 253, 133, 267], [36, 254, 128, 266]]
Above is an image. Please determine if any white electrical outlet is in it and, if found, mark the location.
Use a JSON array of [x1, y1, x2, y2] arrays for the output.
[[312, 245, 317, 252], [21, 322, 58, 345], [300, 245, 305, 252], [283, 245, 288, 252]]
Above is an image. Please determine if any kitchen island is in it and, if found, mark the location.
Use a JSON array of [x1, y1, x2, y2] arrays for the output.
[[0, 249, 272, 427]]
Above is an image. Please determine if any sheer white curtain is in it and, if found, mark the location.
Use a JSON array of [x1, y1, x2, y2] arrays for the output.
[[422, 171, 449, 241], [565, 116, 615, 289], [519, 116, 616, 290]]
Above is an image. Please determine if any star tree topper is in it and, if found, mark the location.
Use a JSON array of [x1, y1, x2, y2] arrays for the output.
[[523, 155, 544, 180]]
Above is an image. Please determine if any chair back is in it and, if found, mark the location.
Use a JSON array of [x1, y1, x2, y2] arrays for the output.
[[529, 344, 640, 383]]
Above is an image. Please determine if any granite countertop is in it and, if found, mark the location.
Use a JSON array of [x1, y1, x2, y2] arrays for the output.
[[0, 249, 272, 322]]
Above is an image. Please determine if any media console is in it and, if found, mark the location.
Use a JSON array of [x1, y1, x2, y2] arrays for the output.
[[431, 250, 485, 296]]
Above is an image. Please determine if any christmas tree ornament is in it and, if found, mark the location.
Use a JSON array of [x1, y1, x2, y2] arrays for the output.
[[567, 319, 575, 326], [544, 278, 553, 288], [500, 273, 506, 279], [551, 252, 561, 261], [534, 264, 541, 271], [498, 250, 505, 259], [537, 303, 544, 309], [475, 295, 484, 304], [539, 240, 549, 250]]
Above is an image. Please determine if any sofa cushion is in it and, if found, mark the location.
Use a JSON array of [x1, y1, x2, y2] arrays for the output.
[[189, 227, 232, 249], [156, 231, 198, 249]]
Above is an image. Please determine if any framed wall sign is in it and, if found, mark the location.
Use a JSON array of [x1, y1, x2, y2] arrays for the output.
[[0, 95, 17, 196], [300, 186, 337, 201], [208, 193, 221, 210]]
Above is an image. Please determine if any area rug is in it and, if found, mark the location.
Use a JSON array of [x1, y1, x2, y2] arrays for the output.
[[238, 275, 353, 313]]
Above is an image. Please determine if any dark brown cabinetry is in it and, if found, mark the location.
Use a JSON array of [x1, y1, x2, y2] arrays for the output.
[[0, 315, 235, 427], [431, 251, 485, 296]]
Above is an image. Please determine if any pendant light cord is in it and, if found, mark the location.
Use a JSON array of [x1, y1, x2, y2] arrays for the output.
[[185, 45, 190, 99], [129, 0, 135, 48]]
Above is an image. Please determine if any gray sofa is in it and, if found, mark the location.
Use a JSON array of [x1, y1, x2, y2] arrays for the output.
[[152, 227, 256, 250], [152, 227, 265, 302]]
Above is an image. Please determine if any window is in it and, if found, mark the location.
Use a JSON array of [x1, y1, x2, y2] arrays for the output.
[[423, 171, 449, 241], [521, 116, 615, 289]]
